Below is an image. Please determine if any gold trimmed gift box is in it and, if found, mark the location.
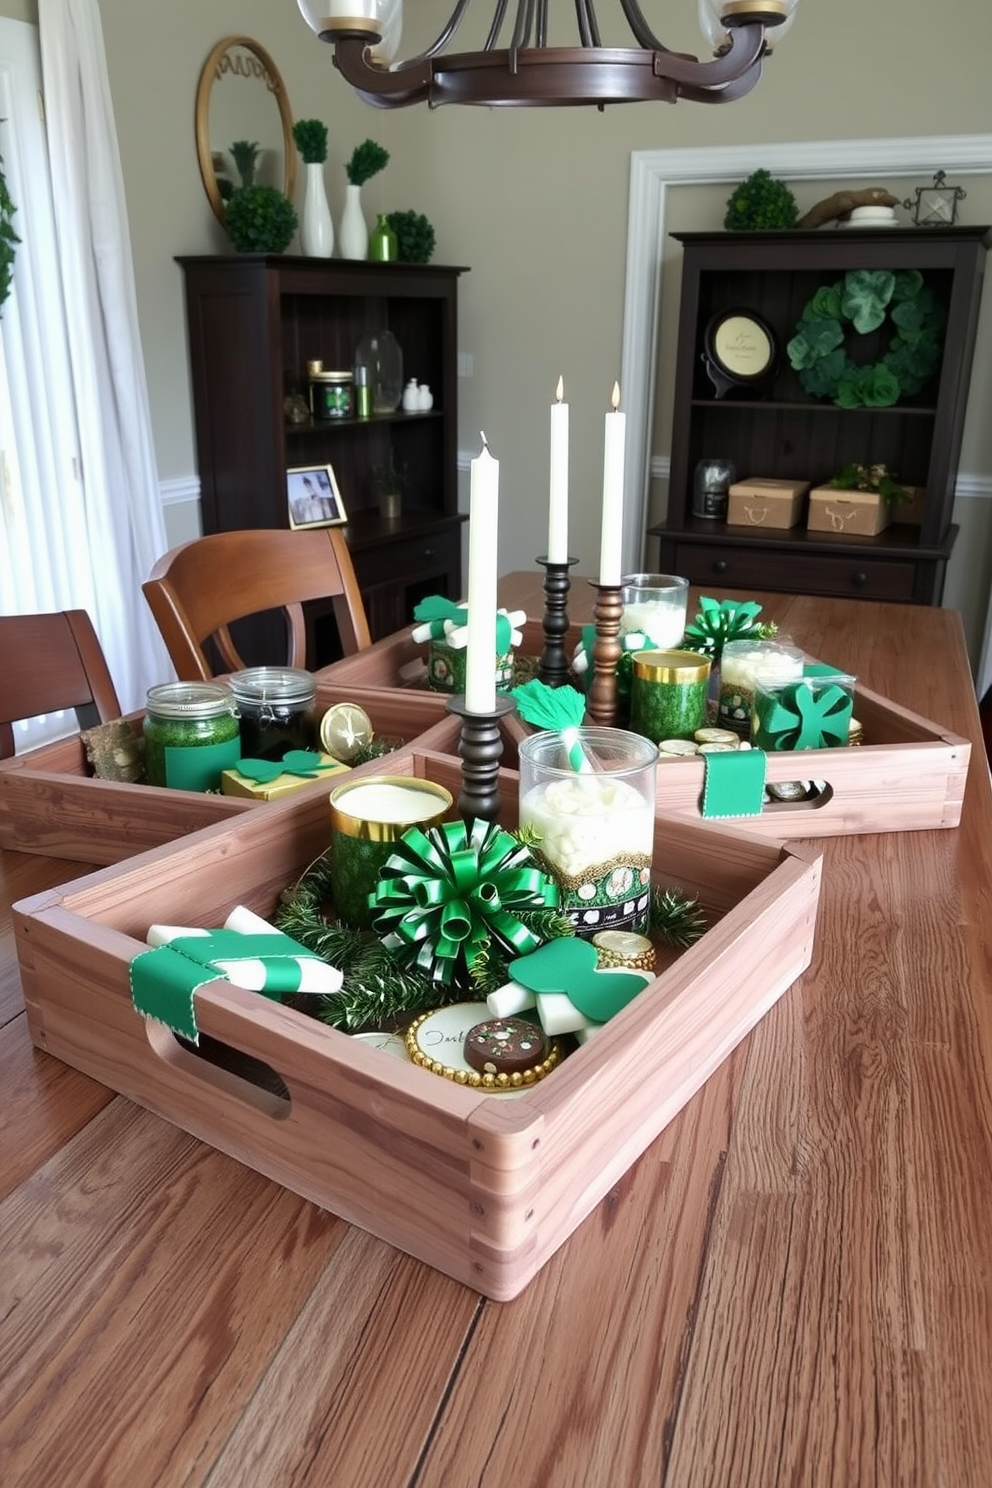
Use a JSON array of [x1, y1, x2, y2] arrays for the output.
[[220, 753, 351, 801]]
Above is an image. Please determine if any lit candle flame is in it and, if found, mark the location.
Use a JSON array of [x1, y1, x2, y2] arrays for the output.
[[610, 381, 621, 412], [555, 375, 564, 403]]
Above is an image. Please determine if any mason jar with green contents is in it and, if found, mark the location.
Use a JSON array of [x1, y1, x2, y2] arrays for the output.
[[143, 681, 241, 792], [630, 649, 711, 743]]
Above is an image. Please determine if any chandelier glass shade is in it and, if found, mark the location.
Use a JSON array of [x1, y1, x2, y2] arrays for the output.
[[295, 0, 801, 110]]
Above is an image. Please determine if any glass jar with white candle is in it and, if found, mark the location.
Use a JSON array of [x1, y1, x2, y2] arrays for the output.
[[620, 573, 689, 651], [518, 729, 657, 937], [717, 639, 805, 739]]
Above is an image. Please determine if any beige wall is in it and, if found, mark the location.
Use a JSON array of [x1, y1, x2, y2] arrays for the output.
[[4, 0, 992, 664]]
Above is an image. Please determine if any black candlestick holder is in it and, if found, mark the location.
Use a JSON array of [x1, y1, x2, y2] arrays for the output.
[[535, 555, 578, 687], [446, 694, 517, 823], [586, 582, 622, 727]]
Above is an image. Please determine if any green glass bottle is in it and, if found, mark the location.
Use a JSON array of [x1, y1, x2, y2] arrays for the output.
[[369, 213, 398, 263]]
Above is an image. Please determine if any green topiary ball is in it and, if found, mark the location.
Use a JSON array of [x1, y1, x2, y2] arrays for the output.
[[724, 168, 799, 231], [224, 185, 298, 254], [386, 209, 436, 264]]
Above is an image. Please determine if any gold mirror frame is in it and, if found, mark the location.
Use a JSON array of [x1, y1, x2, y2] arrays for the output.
[[195, 37, 296, 227]]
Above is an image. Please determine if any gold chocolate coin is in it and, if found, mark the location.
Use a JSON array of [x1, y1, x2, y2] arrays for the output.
[[319, 702, 373, 762], [592, 930, 656, 974]]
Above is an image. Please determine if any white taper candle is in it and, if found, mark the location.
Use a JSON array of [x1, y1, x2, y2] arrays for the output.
[[547, 375, 569, 563], [465, 432, 500, 714], [599, 381, 626, 587]]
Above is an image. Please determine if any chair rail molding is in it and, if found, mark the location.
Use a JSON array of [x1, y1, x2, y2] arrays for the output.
[[622, 133, 992, 571]]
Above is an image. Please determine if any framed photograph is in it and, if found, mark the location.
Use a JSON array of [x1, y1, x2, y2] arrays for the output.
[[286, 464, 347, 530]]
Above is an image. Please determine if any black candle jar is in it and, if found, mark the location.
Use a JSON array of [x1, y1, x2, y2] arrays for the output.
[[228, 667, 318, 761]]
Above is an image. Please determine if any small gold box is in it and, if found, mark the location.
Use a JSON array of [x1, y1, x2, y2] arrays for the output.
[[221, 754, 350, 801], [727, 478, 809, 530]]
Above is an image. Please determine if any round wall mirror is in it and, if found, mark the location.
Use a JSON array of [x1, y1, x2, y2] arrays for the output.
[[195, 36, 296, 226]]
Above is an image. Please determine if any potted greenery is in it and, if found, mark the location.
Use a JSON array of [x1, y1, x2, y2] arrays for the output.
[[372, 449, 407, 522], [340, 138, 390, 261], [386, 209, 436, 265], [292, 118, 332, 257], [724, 168, 799, 230], [224, 185, 298, 255]]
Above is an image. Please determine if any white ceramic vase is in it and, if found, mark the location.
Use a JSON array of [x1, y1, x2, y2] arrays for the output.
[[339, 183, 369, 261], [301, 162, 334, 258]]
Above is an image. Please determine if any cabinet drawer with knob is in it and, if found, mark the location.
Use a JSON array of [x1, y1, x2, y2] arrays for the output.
[[665, 541, 918, 603]]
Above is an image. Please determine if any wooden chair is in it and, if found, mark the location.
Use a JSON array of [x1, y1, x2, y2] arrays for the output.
[[142, 527, 372, 681], [0, 609, 122, 759]]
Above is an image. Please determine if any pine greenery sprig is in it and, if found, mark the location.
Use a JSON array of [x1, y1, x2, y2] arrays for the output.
[[0, 141, 19, 311], [346, 138, 389, 186], [292, 118, 328, 165], [651, 886, 708, 947]]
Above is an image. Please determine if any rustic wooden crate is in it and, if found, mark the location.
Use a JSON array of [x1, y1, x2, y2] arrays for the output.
[[416, 682, 970, 839], [13, 743, 821, 1300], [0, 693, 433, 865]]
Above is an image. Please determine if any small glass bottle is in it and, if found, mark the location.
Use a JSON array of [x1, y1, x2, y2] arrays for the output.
[[369, 213, 398, 263], [143, 681, 240, 792], [692, 457, 736, 520], [227, 667, 318, 761], [354, 363, 372, 418]]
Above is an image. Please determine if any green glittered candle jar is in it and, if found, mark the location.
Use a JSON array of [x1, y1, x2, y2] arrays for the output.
[[143, 681, 241, 792], [329, 775, 453, 929], [630, 649, 711, 744]]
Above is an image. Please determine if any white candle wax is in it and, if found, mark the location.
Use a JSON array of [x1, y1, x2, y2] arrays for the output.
[[336, 780, 449, 825], [599, 382, 625, 586], [547, 375, 569, 563], [465, 434, 500, 714]]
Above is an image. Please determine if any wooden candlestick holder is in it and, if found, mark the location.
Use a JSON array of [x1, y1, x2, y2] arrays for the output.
[[586, 582, 622, 727], [446, 694, 517, 822], [536, 556, 578, 687]]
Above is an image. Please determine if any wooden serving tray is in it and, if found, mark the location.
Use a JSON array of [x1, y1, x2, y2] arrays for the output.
[[0, 692, 433, 865], [13, 742, 821, 1300]]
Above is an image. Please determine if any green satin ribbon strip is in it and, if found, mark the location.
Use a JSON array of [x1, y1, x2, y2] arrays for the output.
[[129, 929, 325, 1042], [371, 817, 560, 985], [701, 748, 767, 819]]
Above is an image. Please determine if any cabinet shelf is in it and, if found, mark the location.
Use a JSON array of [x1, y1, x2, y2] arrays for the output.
[[178, 255, 469, 652], [653, 227, 990, 607]]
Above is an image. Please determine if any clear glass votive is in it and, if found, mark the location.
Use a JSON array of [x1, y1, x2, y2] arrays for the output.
[[518, 728, 658, 938], [620, 573, 690, 651], [718, 639, 805, 740], [329, 775, 453, 929]]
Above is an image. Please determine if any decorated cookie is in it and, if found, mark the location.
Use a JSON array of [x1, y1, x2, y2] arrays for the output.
[[464, 1017, 550, 1077]]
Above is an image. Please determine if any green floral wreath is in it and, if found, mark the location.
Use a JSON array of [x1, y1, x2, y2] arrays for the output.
[[787, 268, 945, 409]]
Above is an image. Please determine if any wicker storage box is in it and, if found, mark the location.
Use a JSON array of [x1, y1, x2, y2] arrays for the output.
[[13, 743, 821, 1301], [0, 693, 431, 865]]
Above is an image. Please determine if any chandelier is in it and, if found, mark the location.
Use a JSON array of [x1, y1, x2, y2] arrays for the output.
[[295, 1, 801, 110]]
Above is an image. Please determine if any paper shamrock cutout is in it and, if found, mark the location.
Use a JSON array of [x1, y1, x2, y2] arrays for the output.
[[509, 938, 647, 1023], [235, 750, 340, 784], [755, 681, 852, 750]]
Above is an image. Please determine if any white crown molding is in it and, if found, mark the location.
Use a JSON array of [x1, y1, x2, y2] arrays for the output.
[[622, 133, 992, 570]]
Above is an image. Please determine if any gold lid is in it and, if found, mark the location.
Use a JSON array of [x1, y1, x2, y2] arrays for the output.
[[329, 775, 452, 841], [632, 649, 711, 684]]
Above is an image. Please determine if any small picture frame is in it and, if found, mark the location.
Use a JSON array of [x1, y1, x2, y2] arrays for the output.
[[286, 464, 347, 530]]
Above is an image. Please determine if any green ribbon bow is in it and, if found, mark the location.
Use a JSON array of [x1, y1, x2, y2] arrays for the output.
[[413, 595, 513, 652], [755, 680, 853, 751], [371, 818, 560, 986], [234, 750, 341, 784], [682, 596, 774, 661]]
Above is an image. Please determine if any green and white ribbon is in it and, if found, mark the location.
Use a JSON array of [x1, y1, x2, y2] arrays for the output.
[[371, 817, 560, 986], [131, 904, 343, 1042], [411, 595, 524, 652], [510, 678, 589, 771]]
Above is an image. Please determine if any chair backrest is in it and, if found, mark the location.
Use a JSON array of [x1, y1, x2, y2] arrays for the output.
[[0, 609, 122, 759], [142, 527, 372, 681]]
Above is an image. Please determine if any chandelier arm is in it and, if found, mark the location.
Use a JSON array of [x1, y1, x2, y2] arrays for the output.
[[485, 1, 511, 51], [536, 0, 548, 48], [509, 0, 536, 66], [651, 23, 766, 86], [676, 52, 764, 102], [576, 0, 603, 47]]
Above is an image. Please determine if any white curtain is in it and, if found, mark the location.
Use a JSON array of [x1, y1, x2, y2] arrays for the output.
[[0, 3, 170, 732]]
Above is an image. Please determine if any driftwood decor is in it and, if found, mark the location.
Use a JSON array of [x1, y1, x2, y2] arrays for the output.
[[796, 186, 901, 230]]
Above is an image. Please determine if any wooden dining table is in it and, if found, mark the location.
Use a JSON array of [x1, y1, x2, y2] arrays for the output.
[[3, 575, 992, 1487]]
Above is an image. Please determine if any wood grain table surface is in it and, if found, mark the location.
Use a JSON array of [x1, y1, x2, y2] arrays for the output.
[[2, 575, 992, 1488]]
